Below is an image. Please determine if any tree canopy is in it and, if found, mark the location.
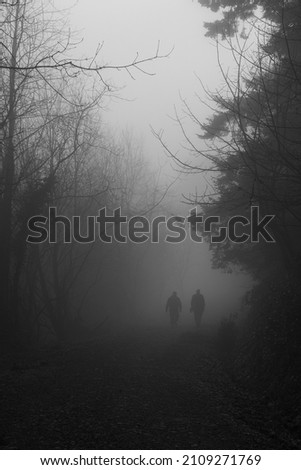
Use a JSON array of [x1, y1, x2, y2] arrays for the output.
[[193, 0, 301, 278]]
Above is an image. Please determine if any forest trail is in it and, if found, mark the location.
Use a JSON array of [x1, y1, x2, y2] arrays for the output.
[[0, 327, 297, 449]]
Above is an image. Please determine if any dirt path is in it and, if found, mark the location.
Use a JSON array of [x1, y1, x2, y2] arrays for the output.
[[0, 327, 297, 449]]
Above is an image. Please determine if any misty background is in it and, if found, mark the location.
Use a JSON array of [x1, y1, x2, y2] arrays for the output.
[[51, 0, 251, 329]]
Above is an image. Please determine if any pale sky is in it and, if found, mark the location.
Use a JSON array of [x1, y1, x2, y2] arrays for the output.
[[61, 0, 230, 206]]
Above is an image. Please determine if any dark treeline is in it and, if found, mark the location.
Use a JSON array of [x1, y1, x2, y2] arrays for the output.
[[190, 0, 301, 427]]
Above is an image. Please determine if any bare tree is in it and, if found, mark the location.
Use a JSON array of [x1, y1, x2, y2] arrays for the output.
[[0, 0, 170, 341]]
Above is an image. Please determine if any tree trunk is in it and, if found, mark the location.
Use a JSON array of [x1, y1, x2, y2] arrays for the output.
[[0, 0, 20, 338]]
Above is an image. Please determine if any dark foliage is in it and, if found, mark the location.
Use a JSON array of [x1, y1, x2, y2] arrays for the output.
[[196, 0, 301, 435]]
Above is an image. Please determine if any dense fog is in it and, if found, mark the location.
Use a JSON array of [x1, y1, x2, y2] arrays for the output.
[[1, 0, 301, 452]]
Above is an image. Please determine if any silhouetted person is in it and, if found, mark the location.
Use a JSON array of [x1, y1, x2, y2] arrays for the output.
[[190, 289, 205, 329], [166, 291, 182, 327]]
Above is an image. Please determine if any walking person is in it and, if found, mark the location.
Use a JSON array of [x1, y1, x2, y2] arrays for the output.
[[166, 291, 182, 327], [190, 289, 205, 329]]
